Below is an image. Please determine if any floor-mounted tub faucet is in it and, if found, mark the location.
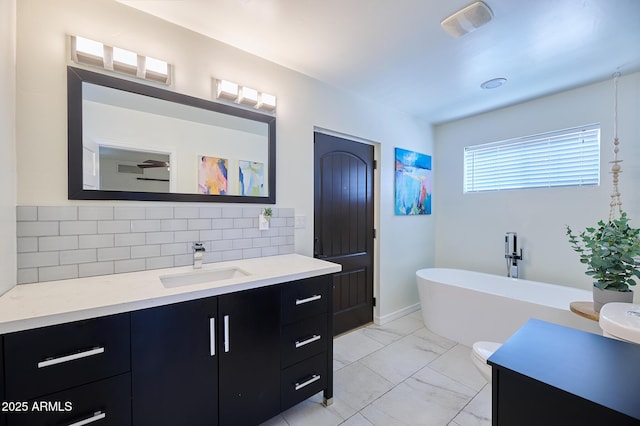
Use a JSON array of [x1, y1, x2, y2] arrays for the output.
[[193, 242, 205, 269], [505, 232, 523, 278]]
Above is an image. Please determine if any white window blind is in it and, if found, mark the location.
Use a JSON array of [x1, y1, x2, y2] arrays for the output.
[[464, 124, 600, 193]]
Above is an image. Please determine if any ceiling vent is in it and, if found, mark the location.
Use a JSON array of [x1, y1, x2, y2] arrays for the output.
[[441, 1, 494, 38]]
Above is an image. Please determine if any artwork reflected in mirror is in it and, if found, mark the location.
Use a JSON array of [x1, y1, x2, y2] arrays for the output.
[[68, 66, 276, 203]]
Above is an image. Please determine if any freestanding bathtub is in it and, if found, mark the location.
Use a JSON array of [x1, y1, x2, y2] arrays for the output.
[[416, 268, 601, 346]]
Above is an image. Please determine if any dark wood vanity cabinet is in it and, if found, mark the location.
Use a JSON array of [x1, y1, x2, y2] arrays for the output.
[[3, 313, 131, 426], [0, 274, 334, 426], [131, 296, 219, 426]]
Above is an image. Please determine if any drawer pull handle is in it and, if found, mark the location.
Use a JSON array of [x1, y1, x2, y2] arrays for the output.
[[295, 374, 321, 391], [295, 294, 322, 305], [210, 317, 215, 356], [38, 347, 105, 369], [295, 334, 321, 348], [66, 411, 106, 426], [223, 315, 230, 353]]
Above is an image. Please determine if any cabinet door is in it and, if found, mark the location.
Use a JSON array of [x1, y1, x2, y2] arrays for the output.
[[218, 285, 281, 426], [131, 297, 218, 426]]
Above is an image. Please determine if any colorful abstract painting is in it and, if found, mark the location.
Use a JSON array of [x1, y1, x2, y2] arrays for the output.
[[238, 160, 265, 196], [395, 148, 432, 215], [198, 156, 228, 195]]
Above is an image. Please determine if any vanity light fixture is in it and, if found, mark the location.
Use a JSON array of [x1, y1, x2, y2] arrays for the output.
[[216, 79, 239, 101], [70, 35, 171, 85], [214, 78, 277, 113], [258, 93, 277, 112], [238, 86, 259, 106]]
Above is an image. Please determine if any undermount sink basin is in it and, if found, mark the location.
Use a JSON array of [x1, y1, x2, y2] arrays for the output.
[[599, 302, 640, 344], [160, 267, 249, 288]]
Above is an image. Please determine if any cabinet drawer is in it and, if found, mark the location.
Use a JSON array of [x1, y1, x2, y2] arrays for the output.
[[281, 314, 328, 368], [7, 373, 131, 426], [281, 276, 330, 324], [4, 313, 130, 400], [281, 352, 328, 411]]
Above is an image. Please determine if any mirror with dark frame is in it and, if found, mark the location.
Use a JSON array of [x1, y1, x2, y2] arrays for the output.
[[67, 66, 276, 203]]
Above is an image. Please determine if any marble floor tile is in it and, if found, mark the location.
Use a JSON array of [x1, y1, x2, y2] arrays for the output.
[[411, 327, 457, 353], [362, 315, 425, 345], [333, 361, 395, 414], [359, 367, 475, 426], [340, 413, 375, 426], [260, 414, 289, 426], [360, 333, 449, 385], [279, 397, 345, 426], [451, 384, 492, 426], [334, 329, 385, 370], [428, 344, 487, 392]]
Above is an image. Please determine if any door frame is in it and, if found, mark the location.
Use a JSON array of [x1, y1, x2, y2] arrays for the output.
[[313, 127, 381, 326]]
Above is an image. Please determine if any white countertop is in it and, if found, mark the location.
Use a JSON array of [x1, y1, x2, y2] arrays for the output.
[[0, 254, 341, 334]]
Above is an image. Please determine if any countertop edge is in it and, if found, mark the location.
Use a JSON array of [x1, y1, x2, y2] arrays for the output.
[[0, 254, 341, 334]]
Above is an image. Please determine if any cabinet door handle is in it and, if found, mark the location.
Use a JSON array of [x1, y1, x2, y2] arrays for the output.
[[223, 315, 230, 353], [295, 334, 321, 348], [37, 347, 105, 369], [295, 374, 321, 391], [66, 411, 106, 426], [295, 294, 322, 305], [209, 317, 215, 356]]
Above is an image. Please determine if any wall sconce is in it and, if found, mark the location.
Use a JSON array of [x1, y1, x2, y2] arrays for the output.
[[214, 78, 277, 113], [70, 35, 172, 85]]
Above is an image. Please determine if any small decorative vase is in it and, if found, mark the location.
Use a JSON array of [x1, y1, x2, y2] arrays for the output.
[[592, 284, 634, 312]]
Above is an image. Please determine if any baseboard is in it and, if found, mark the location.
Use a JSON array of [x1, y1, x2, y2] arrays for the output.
[[374, 302, 421, 325]]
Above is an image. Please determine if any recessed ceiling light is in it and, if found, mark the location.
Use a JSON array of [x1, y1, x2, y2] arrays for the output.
[[481, 77, 507, 89]]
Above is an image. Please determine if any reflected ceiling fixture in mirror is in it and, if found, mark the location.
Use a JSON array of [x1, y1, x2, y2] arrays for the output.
[[70, 35, 171, 85], [68, 66, 276, 203]]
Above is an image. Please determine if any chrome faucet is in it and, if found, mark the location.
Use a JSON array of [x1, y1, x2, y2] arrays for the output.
[[505, 232, 523, 278], [193, 242, 205, 269]]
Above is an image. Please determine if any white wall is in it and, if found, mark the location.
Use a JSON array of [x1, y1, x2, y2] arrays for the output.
[[16, 0, 434, 320], [0, 0, 17, 296], [434, 72, 640, 300]]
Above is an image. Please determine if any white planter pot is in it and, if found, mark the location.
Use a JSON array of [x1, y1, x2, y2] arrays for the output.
[[593, 284, 634, 313]]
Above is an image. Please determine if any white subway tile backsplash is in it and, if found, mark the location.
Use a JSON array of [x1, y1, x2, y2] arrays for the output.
[[17, 221, 58, 237], [130, 220, 161, 233], [18, 268, 38, 284], [39, 206, 78, 221], [79, 206, 113, 221], [60, 249, 97, 265], [79, 234, 114, 249], [79, 262, 114, 278], [60, 221, 97, 235], [115, 259, 146, 274], [17, 237, 38, 253], [161, 243, 188, 256], [18, 252, 59, 268], [98, 220, 131, 234], [187, 218, 212, 230], [146, 207, 173, 219], [199, 207, 222, 218], [115, 233, 146, 247], [39, 265, 78, 281], [98, 247, 131, 262], [39, 236, 78, 252], [114, 206, 145, 220], [175, 207, 199, 219], [146, 256, 174, 270], [131, 245, 161, 259], [17, 205, 295, 284], [146, 232, 174, 245], [17, 206, 37, 221], [161, 219, 188, 232]]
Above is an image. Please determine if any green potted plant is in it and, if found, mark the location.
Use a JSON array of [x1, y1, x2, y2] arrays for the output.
[[566, 211, 640, 312]]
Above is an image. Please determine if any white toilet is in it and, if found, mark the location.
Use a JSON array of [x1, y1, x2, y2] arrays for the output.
[[471, 341, 502, 382], [599, 302, 640, 344]]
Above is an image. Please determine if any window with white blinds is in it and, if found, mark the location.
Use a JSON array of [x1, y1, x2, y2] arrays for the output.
[[464, 124, 600, 193]]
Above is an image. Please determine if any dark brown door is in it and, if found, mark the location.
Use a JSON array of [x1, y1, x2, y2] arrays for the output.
[[314, 132, 374, 336]]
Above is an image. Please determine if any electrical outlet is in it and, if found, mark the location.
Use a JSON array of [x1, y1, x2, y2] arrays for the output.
[[295, 215, 306, 229]]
